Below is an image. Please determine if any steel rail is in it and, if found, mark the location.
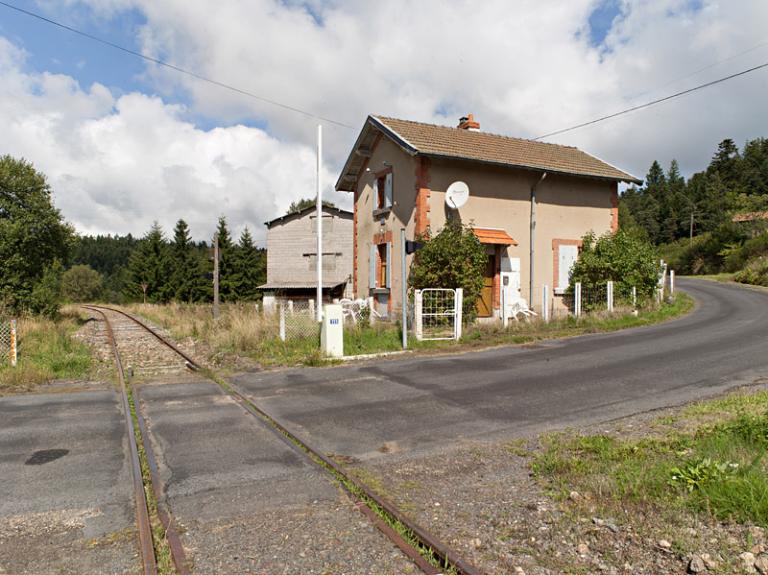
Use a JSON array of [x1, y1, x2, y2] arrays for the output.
[[86, 304, 484, 575], [82, 306, 157, 575]]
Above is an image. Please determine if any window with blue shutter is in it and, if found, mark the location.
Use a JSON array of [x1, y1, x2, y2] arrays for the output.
[[369, 244, 377, 289]]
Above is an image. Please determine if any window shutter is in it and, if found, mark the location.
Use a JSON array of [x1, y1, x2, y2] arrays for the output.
[[369, 244, 377, 289], [384, 172, 393, 208], [372, 179, 379, 212], [558, 244, 578, 290], [385, 242, 392, 288]]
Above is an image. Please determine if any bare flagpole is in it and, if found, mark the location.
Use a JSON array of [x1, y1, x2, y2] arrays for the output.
[[316, 124, 323, 322]]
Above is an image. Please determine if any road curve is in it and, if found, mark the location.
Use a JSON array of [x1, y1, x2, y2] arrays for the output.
[[232, 279, 768, 458]]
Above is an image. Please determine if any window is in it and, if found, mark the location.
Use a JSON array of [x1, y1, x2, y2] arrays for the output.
[[553, 240, 580, 294], [368, 242, 391, 290], [373, 171, 393, 212]]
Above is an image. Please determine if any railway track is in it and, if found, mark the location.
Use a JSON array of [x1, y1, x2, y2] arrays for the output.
[[84, 304, 482, 575]]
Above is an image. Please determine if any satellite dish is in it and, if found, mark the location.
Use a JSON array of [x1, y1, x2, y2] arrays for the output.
[[445, 181, 470, 209]]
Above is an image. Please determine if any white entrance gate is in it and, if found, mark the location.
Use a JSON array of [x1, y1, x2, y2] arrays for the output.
[[414, 288, 463, 341]]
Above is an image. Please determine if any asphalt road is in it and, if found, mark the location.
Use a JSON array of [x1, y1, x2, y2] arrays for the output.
[[136, 381, 415, 574], [232, 279, 768, 460], [0, 389, 138, 574]]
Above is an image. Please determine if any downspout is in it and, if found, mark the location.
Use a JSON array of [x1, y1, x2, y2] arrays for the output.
[[529, 172, 547, 304]]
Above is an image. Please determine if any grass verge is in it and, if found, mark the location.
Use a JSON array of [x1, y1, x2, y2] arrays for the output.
[[0, 310, 93, 391], [531, 387, 768, 541], [123, 294, 692, 369]]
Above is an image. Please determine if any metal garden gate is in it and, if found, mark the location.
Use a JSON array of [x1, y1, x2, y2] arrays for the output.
[[414, 288, 463, 341]]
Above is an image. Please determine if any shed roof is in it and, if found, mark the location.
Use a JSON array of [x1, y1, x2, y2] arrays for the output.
[[473, 227, 518, 246], [336, 115, 642, 191], [264, 205, 352, 228]]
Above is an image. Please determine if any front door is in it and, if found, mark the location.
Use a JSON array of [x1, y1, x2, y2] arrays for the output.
[[476, 254, 495, 317]]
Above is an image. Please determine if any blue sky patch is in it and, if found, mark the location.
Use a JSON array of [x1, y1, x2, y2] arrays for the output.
[[587, 0, 622, 48]]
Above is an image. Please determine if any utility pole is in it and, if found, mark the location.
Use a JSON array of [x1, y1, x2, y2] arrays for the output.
[[689, 208, 694, 246], [213, 231, 220, 319], [316, 124, 323, 322]]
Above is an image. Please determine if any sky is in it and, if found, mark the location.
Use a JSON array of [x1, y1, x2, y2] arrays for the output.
[[0, 0, 766, 244]]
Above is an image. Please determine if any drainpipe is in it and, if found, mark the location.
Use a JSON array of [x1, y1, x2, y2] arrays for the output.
[[529, 172, 547, 305]]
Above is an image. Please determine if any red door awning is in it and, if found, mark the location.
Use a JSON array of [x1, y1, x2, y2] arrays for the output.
[[472, 227, 518, 246]]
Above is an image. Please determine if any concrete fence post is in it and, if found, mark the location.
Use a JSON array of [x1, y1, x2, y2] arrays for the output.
[[575, 282, 582, 318], [607, 280, 614, 312], [670, 270, 675, 295], [309, 299, 315, 319], [288, 300, 294, 315], [542, 285, 550, 323], [10, 319, 17, 367], [367, 296, 375, 325], [414, 290, 423, 341], [501, 284, 508, 329], [454, 288, 463, 340], [279, 304, 286, 341], [632, 286, 637, 308]]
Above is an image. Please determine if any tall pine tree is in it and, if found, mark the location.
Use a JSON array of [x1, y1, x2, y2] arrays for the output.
[[165, 219, 210, 302], [215, 216, 237, 301], [232, 227, 266, 301], [125, 222, 169, 303]]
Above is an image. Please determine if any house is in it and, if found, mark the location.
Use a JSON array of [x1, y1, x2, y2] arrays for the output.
[[258, 205, 353, 310], [335, 114, 642, 319]]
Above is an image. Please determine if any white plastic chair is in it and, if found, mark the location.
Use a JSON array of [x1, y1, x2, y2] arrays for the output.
[[507, 298, 538, 321]]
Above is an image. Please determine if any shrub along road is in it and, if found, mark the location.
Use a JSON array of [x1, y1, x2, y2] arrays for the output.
[[231, 278, 768, 459]]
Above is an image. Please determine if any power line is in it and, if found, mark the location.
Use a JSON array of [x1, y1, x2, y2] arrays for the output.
[[534, 60, 768, 141], [0, 1, 355, 129]]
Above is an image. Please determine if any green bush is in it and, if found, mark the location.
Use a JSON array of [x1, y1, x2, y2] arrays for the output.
[[408, 220, 487, 320], [734, 256, 768, 286], [570, 229, 660, 303]]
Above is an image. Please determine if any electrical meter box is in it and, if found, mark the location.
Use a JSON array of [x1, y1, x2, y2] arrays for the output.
[[320, 304, 344, 358]]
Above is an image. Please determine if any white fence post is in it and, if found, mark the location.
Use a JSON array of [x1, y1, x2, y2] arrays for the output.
[[632, 286, 637, 308], [542, 285, 550, 323], [414, 290, 423, 341], [454, 288, 463, 340], [10, 319, 17, 367], [279, 304, 286, 341], [575, 282, 582, 318], [670, 270, 675, 294], [288, 300, 294, 315], [309, 299, 315, 319], [501, 283, 508, 329], [367, 296, 375, 325], [607, 280, 614, 312]]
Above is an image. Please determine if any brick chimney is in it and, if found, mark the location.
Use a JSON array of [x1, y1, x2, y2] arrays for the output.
[[457, 114, 480, 131]]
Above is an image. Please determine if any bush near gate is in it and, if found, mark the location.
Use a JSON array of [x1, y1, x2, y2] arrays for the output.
[[408, 220, 487, 320], [570, 229, 660, 304]]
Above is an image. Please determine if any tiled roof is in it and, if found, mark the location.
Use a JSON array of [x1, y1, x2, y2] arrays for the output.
[[258, 280, 347, 290], [732, 211, 768, 223], [473, 227, 518, 246], [372, 116, 641, 184]]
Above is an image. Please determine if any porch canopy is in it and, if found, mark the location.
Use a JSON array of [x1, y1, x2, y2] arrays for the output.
[[472, 227, 518, 246]]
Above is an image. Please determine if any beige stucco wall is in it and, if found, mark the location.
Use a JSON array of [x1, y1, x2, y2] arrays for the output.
[[427, 158, 616, 306], [354, 137, 418, 314], [352, 135, 617, 315], [266, 207, 353, 287]]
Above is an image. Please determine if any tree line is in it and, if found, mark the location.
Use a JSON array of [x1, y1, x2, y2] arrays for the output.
[[620, 137, 768, 276], [621, 137, 768, 244], [0, 154, 266, 316]]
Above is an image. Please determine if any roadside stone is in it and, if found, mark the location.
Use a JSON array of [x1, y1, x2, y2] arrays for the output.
[[688, 555, 706, 573], [577, 542, 589, 555], [752, 544, 766, 555], [658, 539, 672, 550], [701, 553, 719, 570], [755, 555, 768, 575], [751, 527, 766, 542], [569, 491, 581, 502], [740, 552, 757, 572], [513, 567, 526, 575]]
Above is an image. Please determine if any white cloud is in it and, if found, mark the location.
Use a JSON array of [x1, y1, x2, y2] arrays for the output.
[[0, 36, 337, 243], [68, 0, 768, 180], [2, 0, 767, 243]]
